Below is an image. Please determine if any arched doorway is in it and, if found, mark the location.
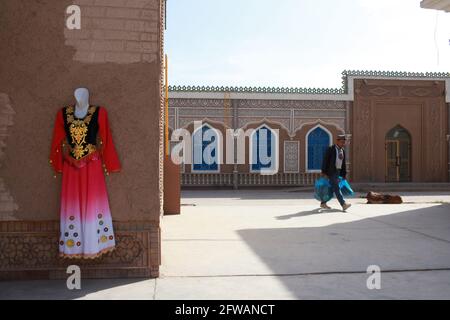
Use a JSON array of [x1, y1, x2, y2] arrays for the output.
[[306, 125, 332, 172], [385, 125, 411, 182]]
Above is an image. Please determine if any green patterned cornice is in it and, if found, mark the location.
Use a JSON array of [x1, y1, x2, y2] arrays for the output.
[[341, 70, 450, 92], [168, 85, 344, 94], [169, 70, 450, 94]]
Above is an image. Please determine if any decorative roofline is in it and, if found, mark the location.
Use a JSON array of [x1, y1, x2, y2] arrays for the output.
[[341, 70, 450, 93], [168, 70, 450, 94], [168, 85, 344, 94]]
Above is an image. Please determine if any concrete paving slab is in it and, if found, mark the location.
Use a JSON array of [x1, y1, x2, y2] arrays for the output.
[[155, 270, 450, 300], [1, 190, 449, 300], [0, 279, 155, 300]]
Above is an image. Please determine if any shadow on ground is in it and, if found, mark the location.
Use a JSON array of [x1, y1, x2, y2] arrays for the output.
[[0, 278, 153, 300], [276, 208, 343, 219], [237, 203, 450, 299]]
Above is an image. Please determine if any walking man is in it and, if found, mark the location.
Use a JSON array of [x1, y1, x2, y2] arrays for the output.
[[320, 134, 352, 212]]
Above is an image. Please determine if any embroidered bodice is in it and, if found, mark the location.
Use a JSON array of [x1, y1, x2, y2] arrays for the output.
[[50, 105, 121, 174], [63, 105, 99, 160]]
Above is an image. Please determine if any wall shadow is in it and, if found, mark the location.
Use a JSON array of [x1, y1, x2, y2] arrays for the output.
[[0, 278, 153, 300], [236, 204, 450, 299]]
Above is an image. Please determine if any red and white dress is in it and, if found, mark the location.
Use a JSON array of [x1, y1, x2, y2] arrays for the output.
[[49, 105, 121, 259]]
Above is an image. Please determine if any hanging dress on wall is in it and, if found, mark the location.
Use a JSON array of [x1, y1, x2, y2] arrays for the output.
[[49, 105, 121, 259]]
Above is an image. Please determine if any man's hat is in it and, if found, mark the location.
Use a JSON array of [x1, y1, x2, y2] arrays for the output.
[[337, 134, 347, 141]]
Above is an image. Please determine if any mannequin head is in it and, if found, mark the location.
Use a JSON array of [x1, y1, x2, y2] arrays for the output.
[[74, 88, 90, 109]]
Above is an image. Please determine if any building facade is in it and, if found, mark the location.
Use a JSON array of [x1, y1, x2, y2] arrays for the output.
[[169, 71, 450, 188], [0, 0, 165, 279]]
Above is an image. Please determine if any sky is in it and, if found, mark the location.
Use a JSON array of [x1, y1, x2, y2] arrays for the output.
[[165, 0, 450, 89]]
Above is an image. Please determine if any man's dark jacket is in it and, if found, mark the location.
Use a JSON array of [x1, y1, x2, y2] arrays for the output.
[[321, 145, 347, 178]]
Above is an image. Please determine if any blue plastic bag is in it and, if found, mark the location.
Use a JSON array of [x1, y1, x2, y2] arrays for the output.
[[314, 177, 354, 202], [314, 177, 333, 202], [338, 177, 354, 196]]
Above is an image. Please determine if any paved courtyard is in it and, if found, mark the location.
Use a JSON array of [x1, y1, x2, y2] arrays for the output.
[[1, 190, 450, 299]]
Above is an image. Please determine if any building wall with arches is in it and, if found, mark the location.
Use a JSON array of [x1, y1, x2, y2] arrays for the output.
[[169, 74, 450, 185], [168, 97, 350, 181]]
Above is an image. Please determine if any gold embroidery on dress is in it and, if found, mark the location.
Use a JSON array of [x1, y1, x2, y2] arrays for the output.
[[70, 120, 88, 145], [65, 106, 97, 160], [86, 144, 96, 154], [72, 144, 86, 159]]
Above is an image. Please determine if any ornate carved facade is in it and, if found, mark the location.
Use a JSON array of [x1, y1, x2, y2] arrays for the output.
[[352, 78, 448, 182], [169, 71, 450, 186]]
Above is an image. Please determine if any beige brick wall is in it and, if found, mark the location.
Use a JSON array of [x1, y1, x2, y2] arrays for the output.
[[0, 0, 164, 279], [65, 0, 160, 64]]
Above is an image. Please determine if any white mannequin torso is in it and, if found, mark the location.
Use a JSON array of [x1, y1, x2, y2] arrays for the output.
[[74, 87, 90, 119]]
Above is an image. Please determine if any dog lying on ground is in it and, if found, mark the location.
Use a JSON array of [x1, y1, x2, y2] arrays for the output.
[[366, 191, 403, 204]]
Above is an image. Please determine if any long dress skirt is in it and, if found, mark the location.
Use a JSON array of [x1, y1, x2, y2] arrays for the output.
[[59, 152, 116, 259]]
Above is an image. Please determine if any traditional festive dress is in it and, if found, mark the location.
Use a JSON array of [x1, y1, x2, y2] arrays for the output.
[[49, 105, 121, 259]]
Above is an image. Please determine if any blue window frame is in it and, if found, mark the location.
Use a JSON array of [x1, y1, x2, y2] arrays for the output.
[[307, 127, 330, 171], [192, 125, 219, 172], [251, 126, 273, 172]]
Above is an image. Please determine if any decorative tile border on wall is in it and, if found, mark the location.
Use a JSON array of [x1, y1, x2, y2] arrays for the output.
[[0, 220, 160, 280]]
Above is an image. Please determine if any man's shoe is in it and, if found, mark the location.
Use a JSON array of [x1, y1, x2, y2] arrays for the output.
[[320, 203, 331, 209], [342, 203, 352, 212]]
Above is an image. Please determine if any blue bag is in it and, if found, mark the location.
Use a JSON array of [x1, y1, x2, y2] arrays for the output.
[[314, 177, 354, 203], [314, 177, 333, 203], [338, 177, 354, 196]]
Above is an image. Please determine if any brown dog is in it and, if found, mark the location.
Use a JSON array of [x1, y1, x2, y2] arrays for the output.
[[366, 191, 403, 204]]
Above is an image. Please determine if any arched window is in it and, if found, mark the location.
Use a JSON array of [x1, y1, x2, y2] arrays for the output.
[[386, 125, 411, 141], [192, 124, 220, 172], [250, 125, 277, 173], [306, 125, 331, 171]]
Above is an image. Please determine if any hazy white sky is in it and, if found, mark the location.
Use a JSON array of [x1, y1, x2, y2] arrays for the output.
[[165, 0, 450, 88]]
